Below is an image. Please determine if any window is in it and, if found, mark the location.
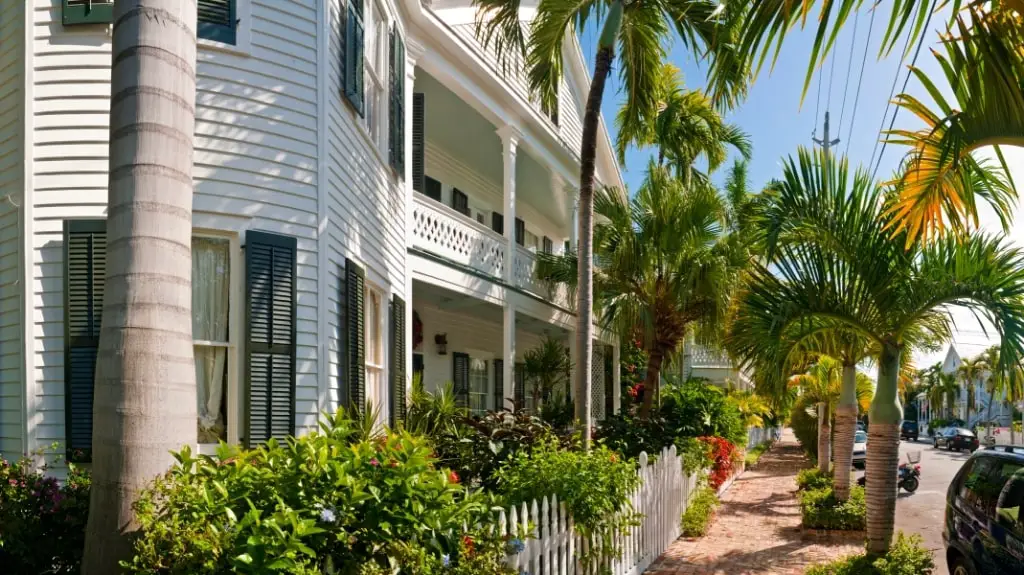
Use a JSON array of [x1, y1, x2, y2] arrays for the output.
[[468, 358, 489, 416], [193, 236, 235, 445], [960, 458, 1024, 517], [997, 467, 1024, 534], [197, 0, 237, 44], [64, 1, 241, 47], [365, 286, 385, 409], [524, 230, 539, 253], [363, 1, 388, 151]]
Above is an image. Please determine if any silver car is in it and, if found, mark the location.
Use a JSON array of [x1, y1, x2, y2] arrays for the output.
[[852, 430, 867, 468]]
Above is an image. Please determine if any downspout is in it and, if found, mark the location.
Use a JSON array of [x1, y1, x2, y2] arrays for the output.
[[315, 0, 331, 416]]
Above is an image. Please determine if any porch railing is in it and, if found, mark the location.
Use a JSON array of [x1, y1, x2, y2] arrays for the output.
[[412, 195, 505, 279], [688, 344, 734, 368], [513, 246, 571, 308]]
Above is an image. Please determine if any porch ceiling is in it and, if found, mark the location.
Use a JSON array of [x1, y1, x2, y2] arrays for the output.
[[412, 280, 570, 340], [415, 70, 570, 229]]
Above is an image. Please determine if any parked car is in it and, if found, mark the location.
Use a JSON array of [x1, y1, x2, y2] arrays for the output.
[[934, 427, 954, 447], [902, 420, 920, 441], [856, 421, 866, 432], [943, 445, 1024, 574], [852, 430, 867, 468], [936, 428, 980, 452]]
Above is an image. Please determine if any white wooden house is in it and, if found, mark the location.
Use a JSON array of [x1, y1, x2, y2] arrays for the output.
[[0, 0, 621, 466]]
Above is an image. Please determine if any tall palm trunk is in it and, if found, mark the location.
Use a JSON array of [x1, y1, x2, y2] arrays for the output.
[[82, 2, 198, 572], [639, 348, 665, 418], [866, 343, 904, 556], [832, 363, 858, 500], [817, 401, 831, 475], [574, 1, 622, 447]]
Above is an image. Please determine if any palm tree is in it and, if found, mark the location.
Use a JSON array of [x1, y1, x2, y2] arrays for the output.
[[725, 1, 1022, 245], [81, 2, 198, 573], [472, 0, 748, 446], [789, 356, 842, 475], [536, 161, 743, 419], [727, 148, 1024, 555], [615, 64, 751, 184], [959, 356, 985, 426]]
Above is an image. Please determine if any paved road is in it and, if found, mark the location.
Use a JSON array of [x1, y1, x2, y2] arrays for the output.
[[855, 436, 972, 575]]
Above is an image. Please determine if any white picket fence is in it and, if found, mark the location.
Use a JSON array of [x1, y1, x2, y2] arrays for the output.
[[494, 445, 701, 575], [746, 426, 781, 450]]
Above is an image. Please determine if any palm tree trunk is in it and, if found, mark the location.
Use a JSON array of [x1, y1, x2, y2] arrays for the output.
[[833, 364, 858, 500], [817, 402, 831, 475], [639, 349, 664, 418], [574, 1, 621, 449], [866, 342, 904, 556], [82, 2, 198, 573]]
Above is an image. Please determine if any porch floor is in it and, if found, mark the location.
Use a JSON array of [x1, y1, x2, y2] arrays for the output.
[[644, 430, 863, 574]]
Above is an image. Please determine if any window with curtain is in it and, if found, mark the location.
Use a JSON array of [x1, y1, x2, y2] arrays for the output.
[[469, 358, 489, 416], [193, 237, 231, 443], [365, 287, 384, 409]]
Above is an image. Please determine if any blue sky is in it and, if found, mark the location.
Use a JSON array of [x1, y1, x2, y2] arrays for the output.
[[578, 2, 1024, 370]]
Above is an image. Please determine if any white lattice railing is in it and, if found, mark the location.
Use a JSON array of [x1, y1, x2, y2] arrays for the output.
[[496, 445, 701, 575], [513, 246, 571, 308], [412, 195, 505, 278], [688, 344, 734, 368]]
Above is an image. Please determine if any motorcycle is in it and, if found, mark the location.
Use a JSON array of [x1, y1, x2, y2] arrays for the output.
[[855, 451, 921, 493]]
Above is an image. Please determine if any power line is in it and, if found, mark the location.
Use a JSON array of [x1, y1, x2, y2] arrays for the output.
[[845, 6, 876, 158], [826, 33, 839, 113], [812, 52, 824, 137], [837, 8, 861, 133], [870, 6, 937, 182]]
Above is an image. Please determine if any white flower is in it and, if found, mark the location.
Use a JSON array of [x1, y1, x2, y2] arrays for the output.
[[319, 508, 336, 524]]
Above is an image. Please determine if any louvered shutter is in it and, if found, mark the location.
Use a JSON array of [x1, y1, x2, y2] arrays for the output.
[[389, 295, 407, 426], [198, 0, 236, 44], [345, 259, 366, 410], [493, 359, 504, 411], [244, 231, 297, 447], [491, 212, 504, 235], [542, 236, 553, 254], [452, 352, 469, 408], [389, 29, 406, 175], [515, 218, 525, 246], [63, 220, 105, 462], [412, 93, 425, 192], [424, 176, 442, 202], [63, 0, 114, 25], [344, 0, 365, 116], [514, 362, 526, 410], [452, 188, 469, 217]]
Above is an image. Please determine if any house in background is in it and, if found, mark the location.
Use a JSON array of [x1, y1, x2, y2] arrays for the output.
[[662, 340, 754, 392], [920, 345, 1015, 428], [0, 0, 621, 470]]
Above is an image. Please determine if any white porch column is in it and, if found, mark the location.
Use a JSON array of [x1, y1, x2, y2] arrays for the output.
[[612, 341, 621, 415], [498, 125, 521, 407], [570, 191, 579, 251], [404, 38, 426, 413]]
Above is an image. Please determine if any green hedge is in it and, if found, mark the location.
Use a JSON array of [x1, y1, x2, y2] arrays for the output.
[[744, 441, 771, 467], [800, 486, 866, 531], [680, 487, 719, 537], [796, 468, 833, 491], [804, 533, 934, 575]]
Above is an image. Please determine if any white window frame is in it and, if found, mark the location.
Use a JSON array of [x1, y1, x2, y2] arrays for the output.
[[362, 0, 389, 154], [193, 231, 243, 454], [365, 282, 387, 415], [463, 349, 493, 417]]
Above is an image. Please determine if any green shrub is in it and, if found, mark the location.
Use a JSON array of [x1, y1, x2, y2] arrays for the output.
[[744, 441, 771, 467], [676, 437, 714, 474], [0, 453, 91, 575], [796, 468, 833, 491], [790, 395, 820, 459], [357, 536, 513, 575], [660, 377, 747, 446], [804, 533, 935, 575], [800, 486, 866, 531], [680, 487, 719, 537], [125, 412, 503, 574], [596, 413, 671, 460]]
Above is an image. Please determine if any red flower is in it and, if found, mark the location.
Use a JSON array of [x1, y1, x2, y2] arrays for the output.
[[609, 454, 618, 463], [462, 535, 475, 555], [369, 458, 380, 467], [448, 470, 460, 484]]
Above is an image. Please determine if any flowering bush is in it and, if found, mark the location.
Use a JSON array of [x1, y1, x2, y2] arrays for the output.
[[660, 377, 747, 446], [125, 412, 505, 574], [699, 436, 739, 490], [0, 454, 91, 574]]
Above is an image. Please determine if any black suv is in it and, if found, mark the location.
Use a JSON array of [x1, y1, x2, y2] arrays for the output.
[[943, 445, 1024, 574], [901, 420, 919, 441]]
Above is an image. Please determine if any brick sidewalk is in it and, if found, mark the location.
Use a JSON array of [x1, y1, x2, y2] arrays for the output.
[[645, 430, 864, 575]]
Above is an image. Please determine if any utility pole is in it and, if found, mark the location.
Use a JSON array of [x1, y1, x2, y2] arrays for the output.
[[813, 111, 841, 167]]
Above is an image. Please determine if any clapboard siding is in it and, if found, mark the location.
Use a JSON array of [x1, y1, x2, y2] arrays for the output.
[[324, 0, 408, 415], [28, 0, 323, 455], [0, 0, 23, 459]]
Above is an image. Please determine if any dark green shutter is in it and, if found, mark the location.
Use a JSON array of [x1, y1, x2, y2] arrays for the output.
[[389, 29, 405, 175], [491, 212, 504, 235], [412, 93, 425, 192], [453, 352, 469, 408], [244, 231, 297, 446], [542, 236, 553, 254], [424, 176, 442, 202], [514, 363, 526, 410], [389, 295, 407, 426], [452, 188, 469, 216], [345, 259, 366, 410], [198, 0, 236, 44], [344, 0, 365, 116], [63, 220, 106, 462], [493, 359, 504, 411], [63, 0, 114, 25], [515, 218, 525, 246]]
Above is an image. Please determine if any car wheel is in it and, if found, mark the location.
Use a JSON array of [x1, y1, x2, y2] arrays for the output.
[[949, 553, 977, 575], [933, 439, 938, 448]]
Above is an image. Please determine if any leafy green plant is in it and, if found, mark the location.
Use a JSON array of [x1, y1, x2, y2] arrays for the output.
[[522, 335, 572, 411], [796, 468, 833, 491], [441, 410, 557, 491], [405, 378, 465, 437], [357, 534, 514, 575], [0, 451, 91, 574], [804, 533, 934, 575], [660, 377, 746, 446], [680, 487, 719, 537], [538, 390, 575, 430], [676, 437, 714, 474], [744, 441, 771, 467], [800, 486, 866, 531], [494, 440, 640, 568], [790, 395, 820, 460], [595, 413, 671, 460], [125, 412, 500, 574]]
